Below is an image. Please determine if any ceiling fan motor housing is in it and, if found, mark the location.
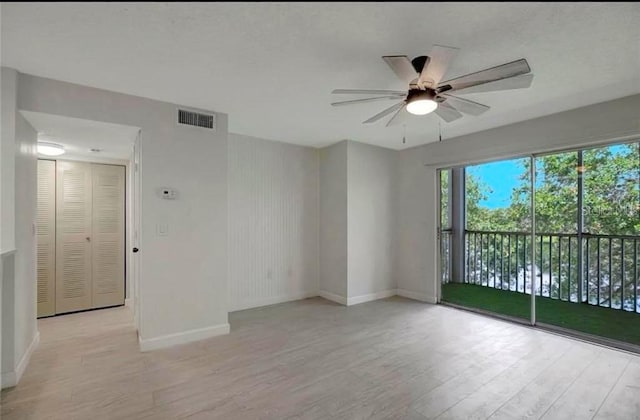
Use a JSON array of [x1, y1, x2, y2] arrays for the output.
[[411, 55, 430, 73], [407, 88, 436, 103]]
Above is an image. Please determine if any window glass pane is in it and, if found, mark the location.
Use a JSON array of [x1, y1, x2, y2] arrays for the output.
[[440, 169, 449, 229], [465, 158, 531, 231], [534, 152, 580, 309], [536, 141, 640, 348], [439, 169, 451, 285], [583, 142, 639, 235], [534, 151, 578, 233]]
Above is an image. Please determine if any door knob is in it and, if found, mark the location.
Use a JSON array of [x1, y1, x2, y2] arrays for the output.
[[133, 248, 139, 253]]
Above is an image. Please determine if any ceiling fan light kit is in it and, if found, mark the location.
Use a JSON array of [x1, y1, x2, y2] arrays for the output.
[[331, 45, 533, 127], [405, 89, 438, 115]]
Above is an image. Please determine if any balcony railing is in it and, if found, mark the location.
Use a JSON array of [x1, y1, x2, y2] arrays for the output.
[[443, 230, 640, 313]]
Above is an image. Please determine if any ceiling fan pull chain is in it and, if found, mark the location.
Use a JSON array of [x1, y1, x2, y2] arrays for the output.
[[402, 124, 406, 144]]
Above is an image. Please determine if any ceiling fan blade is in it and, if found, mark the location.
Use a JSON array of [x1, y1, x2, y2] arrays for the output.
[[437, 59, 531, 93], [331, 96, 405, 107], [418, 45, 459, 88], [363, 101, 405, 124], [385, 105, 409, 127], [440, 94, 489, 116], [382, 56, 418, 83], [434, 102, 463, 123], [332, 89, 406, 95], [447, 73, 534, 94]]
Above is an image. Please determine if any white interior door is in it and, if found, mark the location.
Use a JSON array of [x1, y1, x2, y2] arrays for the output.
[[56, 161, 93, 314], [37, 159, 56, 317], [91, 163, 125, 308]]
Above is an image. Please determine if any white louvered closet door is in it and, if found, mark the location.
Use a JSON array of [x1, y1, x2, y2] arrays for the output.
[[91, 164, 125, 308], [56, 161, 93, 314], [37, 160, 56, 317]]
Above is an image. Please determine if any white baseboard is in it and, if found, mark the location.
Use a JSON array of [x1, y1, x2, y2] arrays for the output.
[[320, 289, 435, 306], [139, 323, 230, 352], [396, 288, 436, 303], [230, 291, 319, 312], [347, 289, 396, 306], [319, 290, 348, 306], [1, 331, 40, 389]]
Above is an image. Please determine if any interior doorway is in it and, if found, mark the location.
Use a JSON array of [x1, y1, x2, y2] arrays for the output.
[[22, 111, 140, 319], [37, 159, 126, 316]]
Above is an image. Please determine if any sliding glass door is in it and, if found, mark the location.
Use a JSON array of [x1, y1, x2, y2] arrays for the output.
[[441, 157, 533, 322], [439, 139, 640, 349], [438, 169, 452, 288], [535, 142, 640, 346]]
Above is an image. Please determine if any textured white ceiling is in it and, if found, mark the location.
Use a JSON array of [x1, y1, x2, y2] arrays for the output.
[[3, 2, 640, 150], [22, 111, 139, 159]]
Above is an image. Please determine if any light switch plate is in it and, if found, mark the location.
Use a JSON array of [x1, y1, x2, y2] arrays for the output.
[[156, 223, 169, 236]]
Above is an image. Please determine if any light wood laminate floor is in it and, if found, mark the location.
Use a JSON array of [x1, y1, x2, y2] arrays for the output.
[[2, 297, 639, 419]]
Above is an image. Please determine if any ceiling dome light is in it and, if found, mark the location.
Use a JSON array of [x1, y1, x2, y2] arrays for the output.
[[37, 142, 65, 156], [406, 89, 438, 116], [406, 99, 438, 115]]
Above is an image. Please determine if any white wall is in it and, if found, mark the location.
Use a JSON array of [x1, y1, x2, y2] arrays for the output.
[[11, 113, 38, 378], [0, 256, 13, 384], [228, 133, 319, 311], [347, 141, 396, 301], [1, 68, 17, 252], [0, 67, 17, 389], [14, 70, 229, 351], [1, 109, 39, 388], [1, 67, 18, 387], [318, 140, 399, 305], [0, 254, 2, 387], [394, 94, 640, 303], [394, 148, 439, 303], [319, 141, 348, 301]]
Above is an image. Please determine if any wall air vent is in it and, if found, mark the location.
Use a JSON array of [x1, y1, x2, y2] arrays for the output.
[[177, 109, 216, 130]]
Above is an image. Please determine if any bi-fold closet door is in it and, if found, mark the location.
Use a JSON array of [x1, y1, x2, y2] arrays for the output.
[[37, 160, 125, 317], [37, 160, 57, 316]]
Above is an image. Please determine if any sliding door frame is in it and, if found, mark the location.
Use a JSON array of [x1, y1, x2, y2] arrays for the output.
[[530, 155, 537, 325], [435, 168, 444, 302], [437, 137, 639, 353]]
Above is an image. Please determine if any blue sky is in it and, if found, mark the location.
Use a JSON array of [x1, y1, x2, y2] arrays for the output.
[[467, 159, 525, 209]]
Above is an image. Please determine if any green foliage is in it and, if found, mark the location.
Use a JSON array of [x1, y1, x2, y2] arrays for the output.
[[582, 143, 640, 235], [463, 142, 639, 235], [440, 170, 449, 228]]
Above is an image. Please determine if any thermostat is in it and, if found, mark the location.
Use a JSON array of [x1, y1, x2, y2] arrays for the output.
[[159, 187, 177, 200]]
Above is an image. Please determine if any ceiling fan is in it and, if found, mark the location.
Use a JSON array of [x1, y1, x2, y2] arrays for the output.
[[331, 45, 534, 126]]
